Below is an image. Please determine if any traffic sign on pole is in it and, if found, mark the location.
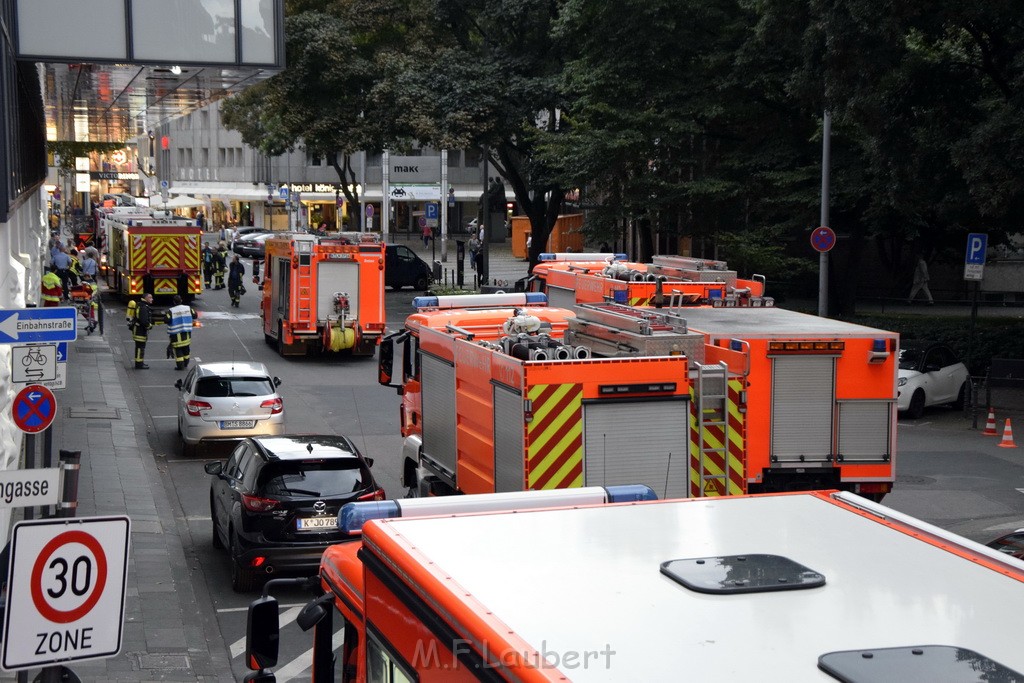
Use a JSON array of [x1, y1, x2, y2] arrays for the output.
[[1, 516, 130, 671], [0, 468, 61, 508], [964, 232, 988, 281], [0, 308, 77, 344], [12, 384, 57, 433], [811, 226, 836, 253], [12, 344, 58, 384]]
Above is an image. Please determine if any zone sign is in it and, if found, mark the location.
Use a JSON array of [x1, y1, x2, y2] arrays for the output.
[[2, 516, 130, 671]]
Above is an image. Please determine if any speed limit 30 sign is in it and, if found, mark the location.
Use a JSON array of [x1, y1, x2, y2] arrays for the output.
[[2, 516, 130, 671]]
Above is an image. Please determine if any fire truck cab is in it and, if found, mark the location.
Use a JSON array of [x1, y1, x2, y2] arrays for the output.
[[261, 233, 386, 356], [244, 488, 1024, 682]]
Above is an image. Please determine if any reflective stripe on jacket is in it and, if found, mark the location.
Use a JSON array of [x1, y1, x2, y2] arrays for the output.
[[165, 304, 193, 335]]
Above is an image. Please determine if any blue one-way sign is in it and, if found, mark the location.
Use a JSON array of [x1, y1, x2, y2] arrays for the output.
[[0, 308, 77, 344]]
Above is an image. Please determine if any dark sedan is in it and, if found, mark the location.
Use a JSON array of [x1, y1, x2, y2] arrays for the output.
[[232, 232, 274, 259], [205, 434, 384, 591]]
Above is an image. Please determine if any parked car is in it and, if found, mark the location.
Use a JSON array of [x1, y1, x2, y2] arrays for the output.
[[233, 232, 275, 259], [897, 340, 970, 418], [204, 434, 384, 591], [986, 528, 1024, 560], [175, 361, 285, 456], [385, 243, 432, 291], [236, 226, 269, 237]]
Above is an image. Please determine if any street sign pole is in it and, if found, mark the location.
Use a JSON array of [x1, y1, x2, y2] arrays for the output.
[[964, 233, 988, 373], [819, 110, 832, 318]]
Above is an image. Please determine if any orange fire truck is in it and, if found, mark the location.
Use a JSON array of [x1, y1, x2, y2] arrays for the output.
[[103, 212, 203, 300], [242, 488, 1024, 682], [528, 253, 769, 308], [260, 233, 386, 356], [384, 296, 898, 501]]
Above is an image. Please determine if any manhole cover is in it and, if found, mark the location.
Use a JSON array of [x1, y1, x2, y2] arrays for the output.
[[68, 407, 121, 419]]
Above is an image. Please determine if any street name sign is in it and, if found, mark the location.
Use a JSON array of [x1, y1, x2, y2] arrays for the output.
[[0, 308, 77, 344], [12, 343, 57, 384], [0, 468, 61, 508], [2, 516, 130, 670]]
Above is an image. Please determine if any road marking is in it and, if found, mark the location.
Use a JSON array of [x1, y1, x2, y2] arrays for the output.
[[185, 516, 212, 522], [198, 312, 261, 321], [218, 602, 305, 614], [229, 605, 305, 657], [274, 630, 345, 681], [150, 415, 177, 419]]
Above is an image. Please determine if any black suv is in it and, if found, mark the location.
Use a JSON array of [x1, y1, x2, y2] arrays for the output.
[[385, 244, 432, 291], [204, 434, 384, 592]]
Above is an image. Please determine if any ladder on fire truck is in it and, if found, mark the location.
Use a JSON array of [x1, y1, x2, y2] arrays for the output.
[[295, 239, 314, 326], [694, 361, 730, 497]]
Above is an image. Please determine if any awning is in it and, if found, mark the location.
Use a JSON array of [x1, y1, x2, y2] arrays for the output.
[[169, 183, 270, 201]]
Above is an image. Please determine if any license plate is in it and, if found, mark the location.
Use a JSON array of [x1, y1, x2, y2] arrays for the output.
[[220, 420, 256, 429], [297, 516, 338, 531]]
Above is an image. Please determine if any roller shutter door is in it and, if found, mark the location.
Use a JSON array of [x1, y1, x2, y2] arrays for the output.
[[583, 400, 690, 499], [317, 261, 359, 320], [420, 353, 457, 477], [838, 400, 892, 462], [493, 385, 525, 492], [547, 285, 576, 309], [770, 356, 834, 461]]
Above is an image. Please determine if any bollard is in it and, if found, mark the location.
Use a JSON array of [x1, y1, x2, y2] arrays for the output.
[[58, 449, 81, 518]]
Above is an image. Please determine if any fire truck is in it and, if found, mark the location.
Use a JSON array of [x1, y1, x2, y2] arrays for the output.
[[242, 488, 1024, 682], [383, 297, 898, 501], [260, 233, 386, 356], [528, 253, 769, 308], [103, 212, 203, 300]]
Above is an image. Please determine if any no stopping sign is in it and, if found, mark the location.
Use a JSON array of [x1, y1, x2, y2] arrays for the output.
[[2, 516, 130, 671]]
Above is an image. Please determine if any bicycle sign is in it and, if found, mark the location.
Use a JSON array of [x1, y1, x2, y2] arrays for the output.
[[12, 344, 57, 384], [2, 516, 130, 670]]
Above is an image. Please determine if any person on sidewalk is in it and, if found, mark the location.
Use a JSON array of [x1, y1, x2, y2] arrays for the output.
[[908, 256, 934, 305], [165, 295, 197, 370], [41, 265, 63, 306], [468, 235, 480, 271], [227, 254, 246, 308], [52, 243, 73, 299], [422, 223, 432, 247], [80, 248, 98, 283], [132, 293, 155, 369]]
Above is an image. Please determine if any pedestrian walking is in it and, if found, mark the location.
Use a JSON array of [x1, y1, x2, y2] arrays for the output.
[[907, 256, 934, 305], [195, 210, 205, 231], [422, 223, 432, 247], [132, 293, 155, 369], [468, 235, 480, 271], [202, 243, 215, 288], [80, 249, 98, 283], [41, 265, 63, 306], [227, 254, 246, 308], [165, 295, 197, 370], [213, 242, 228, 290]]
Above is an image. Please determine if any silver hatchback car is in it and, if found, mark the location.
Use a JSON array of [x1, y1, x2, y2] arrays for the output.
[[175, 361, 285, 456]]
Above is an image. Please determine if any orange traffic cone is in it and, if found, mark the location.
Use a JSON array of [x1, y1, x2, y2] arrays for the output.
[[998, 419, 1018, 448], [983, 408, 999, 436]]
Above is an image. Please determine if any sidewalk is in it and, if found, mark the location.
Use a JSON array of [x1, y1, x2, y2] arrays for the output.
[[3, 320, 232, 681]]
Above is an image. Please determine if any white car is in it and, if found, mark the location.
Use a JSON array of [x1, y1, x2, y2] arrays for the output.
[[175, 361, 285, 455], [896, 341, 970, 418]]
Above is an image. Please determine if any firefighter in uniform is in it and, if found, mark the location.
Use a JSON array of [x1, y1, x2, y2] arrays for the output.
[[202, 243, 215, 288], [165, 295, 197, 370], [131, 293, 154, 369], [227, 254, 245, 307], [41, 266, 63, 306], [213, 242, 228, 290]]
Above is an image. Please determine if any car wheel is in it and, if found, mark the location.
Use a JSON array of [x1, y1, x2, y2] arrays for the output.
[[952, 382, 967, 410], [229, 529, 257, 593], [907, 389, 926, 419], [210, 495, 224, 550], [414, 275, 429, 291]]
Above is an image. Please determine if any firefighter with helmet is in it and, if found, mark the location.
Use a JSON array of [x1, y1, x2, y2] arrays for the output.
[[131, 293, 155, 369], [165, 295, 198, 370], [213, 241, 228, 290]]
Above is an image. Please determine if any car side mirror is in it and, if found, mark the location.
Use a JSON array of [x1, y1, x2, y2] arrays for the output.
[[273, 377, 282, 387], [204, 461, 224, 476], [174, 379, 183, 389], [364, 457, 374, 468], [924, 363, 941, 372]]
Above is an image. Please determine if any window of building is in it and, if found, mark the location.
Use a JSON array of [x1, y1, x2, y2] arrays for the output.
[[447, 151, 461, 167], [185, 148, 194, 167], [464, 148, 481, 168], [308, 152, 322, 166], [200, 148, 209, 167], [218, 148, 226, 166], [236, 148, 244, 166], [200, 110, 209, 128], [178, 149, 186, 167], [367, 151, 383, 166]]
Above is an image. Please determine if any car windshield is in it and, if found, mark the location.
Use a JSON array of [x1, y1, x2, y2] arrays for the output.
[[195, 376, 275, 398], [898, 347, 924, 370], [258, 460, 370, 497]]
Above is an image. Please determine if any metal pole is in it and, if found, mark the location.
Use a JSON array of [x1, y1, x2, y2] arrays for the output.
[[819, 110, 831, 318], [23, 435, 35, 521], [440, 150, 448, 262], [481, 146, 489, 285], [967, 280, 979, 370], [382, 150, 391, 242]]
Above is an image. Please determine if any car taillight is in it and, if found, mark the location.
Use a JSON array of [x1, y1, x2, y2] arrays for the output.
[[260, 398, 284, 415], [186, 400, 212, 417], [241, 494, 280, 512], [357, 488, 385, 502]]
